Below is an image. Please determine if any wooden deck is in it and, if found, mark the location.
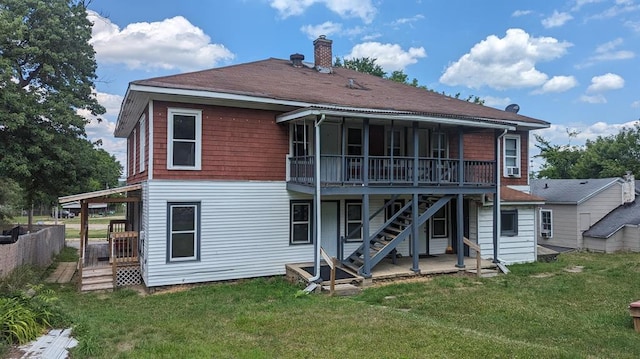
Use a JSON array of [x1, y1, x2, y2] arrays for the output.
[[84, 241, 110, 268], [287, 254, 497, 286]]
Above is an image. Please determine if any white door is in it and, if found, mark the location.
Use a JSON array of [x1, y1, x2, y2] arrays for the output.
[[320, 201, 339, 258]]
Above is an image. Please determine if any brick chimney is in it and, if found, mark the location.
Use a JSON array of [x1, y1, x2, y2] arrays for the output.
[[622, 171, 636, 203], [313, 35, 333, 72]]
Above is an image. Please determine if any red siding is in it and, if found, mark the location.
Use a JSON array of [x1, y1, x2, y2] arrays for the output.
[[501, 131, 529, 186], [152, 101, 289, 181]]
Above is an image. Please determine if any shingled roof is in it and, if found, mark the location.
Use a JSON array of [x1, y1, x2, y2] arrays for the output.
[[582, 199, 640, 239], [116, 37, 550, 137], [530, 178, 621, 204]]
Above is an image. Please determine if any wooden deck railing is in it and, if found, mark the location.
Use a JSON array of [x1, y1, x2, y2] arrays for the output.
[[463, 237, 482, 278], [289, 155, 495, 186], [320, 247, 338, 296]]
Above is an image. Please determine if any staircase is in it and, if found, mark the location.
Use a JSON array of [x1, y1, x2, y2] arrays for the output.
[[81, 267, 114, 292], [343, 195, 453, 275]]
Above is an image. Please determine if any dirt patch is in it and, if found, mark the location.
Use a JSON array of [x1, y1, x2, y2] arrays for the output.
[[531, 272, 555, 278], [373, 275, 434, 287], [564, 266, 584, 273]]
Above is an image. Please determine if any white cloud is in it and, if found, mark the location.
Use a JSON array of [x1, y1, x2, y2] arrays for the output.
[[535, 75, 578, 94], [439, 28, 572, 90], [344, 42, 427, 72], [587, 1, 640, 19], [586, 73, 625, 92], [301, 21, 343, 39], [571, 0, 604, 11], [625, 20, 640, 32], [512, 10, 532, 17], [534, 119, 640, 147], [542, 11, 573, 28], [631, 100, 640, 108], [361, 33, 382, 41], [577, 38, 635, 68], [390, 14, 424, 26], [77, 91, 127, 168], [87, 11, 234, 71], [482, 96, 512, 108], [580, 94, 607, 103], [270, 0, 376, 23]]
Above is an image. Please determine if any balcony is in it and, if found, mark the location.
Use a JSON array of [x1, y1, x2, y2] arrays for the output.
[[289, 155, 496, 187]]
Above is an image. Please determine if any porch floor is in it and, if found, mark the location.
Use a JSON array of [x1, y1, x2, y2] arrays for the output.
[[84, 241, 110, 268], [287, 254, 497, 285]]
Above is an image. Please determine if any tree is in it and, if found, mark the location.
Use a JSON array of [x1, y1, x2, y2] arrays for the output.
[[0, 0, 106, 227], [534, 123, 640, 179], [334, 57, 484, 104], [0, 177, 22, 225]]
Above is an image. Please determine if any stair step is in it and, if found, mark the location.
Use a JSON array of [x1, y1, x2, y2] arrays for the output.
[[82, 267, 112, 278], [467, 269, 500, 278], [82, 276, 113, 285], [342, 261, 361, 272], [322, 283, 362, 296], [81, 282, 114, 292], [384, 227, 403, 234]]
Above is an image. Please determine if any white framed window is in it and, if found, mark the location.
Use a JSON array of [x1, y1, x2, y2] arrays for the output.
[[347, 127, 362, 155], [292, 123, 310, 157], [430, 132, 448, 158], [167, 108, 202, 170], [345, 201, 363, 242], [503, 135, 521, 178], [167, 202, 200, 262], [540, 209, 553, 238], [290, 201, 313, 245], [501, 209, 518, 236], [430, 203, 449, 238], [386, 129, 402, 156], [139, 114, 146, 173], [132, 128, 137, 175]]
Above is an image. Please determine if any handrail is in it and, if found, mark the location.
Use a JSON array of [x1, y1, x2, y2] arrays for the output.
[[320, 247, 337, 296], [463, 237, 482, 278]]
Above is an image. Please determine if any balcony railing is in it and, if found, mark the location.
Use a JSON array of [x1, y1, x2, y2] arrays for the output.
[[289, 155, 495, 186]]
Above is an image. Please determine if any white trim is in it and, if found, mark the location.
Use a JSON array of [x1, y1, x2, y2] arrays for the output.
[[540, 209, 553, 238], [148, 101, 154, 180], [503, 134, 521, 178], [168, 203, 199, 262], [139, 114, 146, 173], [132, 128, 137, 175], [167, 107, 202, 170], [430, 202, 449, 238]]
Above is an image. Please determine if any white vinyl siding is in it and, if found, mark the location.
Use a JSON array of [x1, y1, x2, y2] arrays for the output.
[[167, 108, 202, 170], [477, 205, 536, 264], [143, 180, 313, 287]]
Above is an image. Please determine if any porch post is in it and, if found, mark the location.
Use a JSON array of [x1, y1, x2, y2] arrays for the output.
[[341, 117, 346, 185], [80, 200, 88, 269], [493, 130, 500, 262], [456, 127, 465, 268], [413, 121, 419, 186], [411, 193, 420, 273], [361, 119, 371, 277]]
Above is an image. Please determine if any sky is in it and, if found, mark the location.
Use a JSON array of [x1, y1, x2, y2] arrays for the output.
[[84, 0, 640, 173]]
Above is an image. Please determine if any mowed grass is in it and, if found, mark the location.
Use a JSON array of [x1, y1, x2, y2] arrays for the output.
[[54, 251, 640, 358]]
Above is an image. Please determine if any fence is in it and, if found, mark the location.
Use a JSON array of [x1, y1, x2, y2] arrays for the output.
[[0, 225, 65, 278]]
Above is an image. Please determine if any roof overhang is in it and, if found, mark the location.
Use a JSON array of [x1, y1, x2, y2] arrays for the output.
[[58, 184, 142, 204], [276, 107, 517, 131]]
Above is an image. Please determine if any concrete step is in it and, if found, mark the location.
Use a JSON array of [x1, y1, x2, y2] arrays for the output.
[[467, 268, 500, 278]]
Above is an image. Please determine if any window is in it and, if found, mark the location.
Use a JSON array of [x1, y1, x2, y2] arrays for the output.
[[430, 132, 448, 158], [503, 135, 521, 177], [345, 201, 363, 242], [167, 202, 200, 262], [167, 108, 202, 170], [347, 128, 362, 155], [540, 209, 552, 238], [290, 201, 313, 245], [431, 203, 449, 238], [292, 123, 310, 157], [139, 115, 146, 173], [386, 130, 402, 156], [501, 209, 518, 236]]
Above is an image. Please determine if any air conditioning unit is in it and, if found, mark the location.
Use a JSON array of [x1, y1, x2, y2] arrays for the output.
[[506, 167, 520, 177], [541, 230, 551, 238]]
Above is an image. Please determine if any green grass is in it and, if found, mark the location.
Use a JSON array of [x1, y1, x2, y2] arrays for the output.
[[12, 215, 124, 225], [64, 228, 107, 240], [49, 252, 640, 358]]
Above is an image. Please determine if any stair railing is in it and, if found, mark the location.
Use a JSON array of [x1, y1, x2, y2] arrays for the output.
[[463, 237, 482, 277]]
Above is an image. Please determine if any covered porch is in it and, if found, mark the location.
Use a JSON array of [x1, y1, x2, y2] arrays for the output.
[[58, 184, 142, 291]]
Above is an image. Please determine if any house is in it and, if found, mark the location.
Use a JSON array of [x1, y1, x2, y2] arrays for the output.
[[531, 174, 636, 251], [63, 36, 550, 290]]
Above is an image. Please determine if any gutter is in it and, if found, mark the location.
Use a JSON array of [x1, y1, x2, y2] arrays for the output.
[[494, 129, 508, 262], [306, 114, 326, 286]]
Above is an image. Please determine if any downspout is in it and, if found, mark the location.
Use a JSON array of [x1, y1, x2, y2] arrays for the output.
[[308, 114, 326, 284], [494, 129, 508, 262]]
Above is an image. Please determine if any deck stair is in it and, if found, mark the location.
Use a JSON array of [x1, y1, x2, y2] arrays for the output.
[[343, 195, 453, 275], [81, 267, 113, 292]]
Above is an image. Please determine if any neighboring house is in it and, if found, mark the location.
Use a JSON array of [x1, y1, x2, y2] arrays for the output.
[[69, 36, 551, 289], [582, 179, 640, 252], [531, 174, 636, 251]]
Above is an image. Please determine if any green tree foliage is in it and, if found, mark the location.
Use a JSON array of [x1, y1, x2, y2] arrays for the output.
[[334, 57, 484, 104], [0, 0, 118, 224], [535, 123, 640, 179], [0, 177, 22, 224]]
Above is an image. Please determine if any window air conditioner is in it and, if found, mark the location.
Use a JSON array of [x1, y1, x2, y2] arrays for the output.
[[506, 167, 520, 176], [541, 230, 551, 238]]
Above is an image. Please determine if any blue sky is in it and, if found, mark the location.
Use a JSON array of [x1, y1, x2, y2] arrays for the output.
[[84, 0, 640, 172]]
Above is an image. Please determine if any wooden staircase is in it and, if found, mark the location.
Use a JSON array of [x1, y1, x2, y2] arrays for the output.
[[81, 267, 113, 292], [343, 195, 453, 275]]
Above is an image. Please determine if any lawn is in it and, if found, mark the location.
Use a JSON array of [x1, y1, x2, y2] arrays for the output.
[[46, 252, 640, 358]]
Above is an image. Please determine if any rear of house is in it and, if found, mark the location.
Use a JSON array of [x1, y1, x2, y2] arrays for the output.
[[113, 37, 550, 289]]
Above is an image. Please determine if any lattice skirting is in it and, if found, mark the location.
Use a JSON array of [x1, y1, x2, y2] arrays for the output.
[[116, 266, 141, 287]]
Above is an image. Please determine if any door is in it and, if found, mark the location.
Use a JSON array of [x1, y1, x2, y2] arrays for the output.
[[320, 201, 340, 258]]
